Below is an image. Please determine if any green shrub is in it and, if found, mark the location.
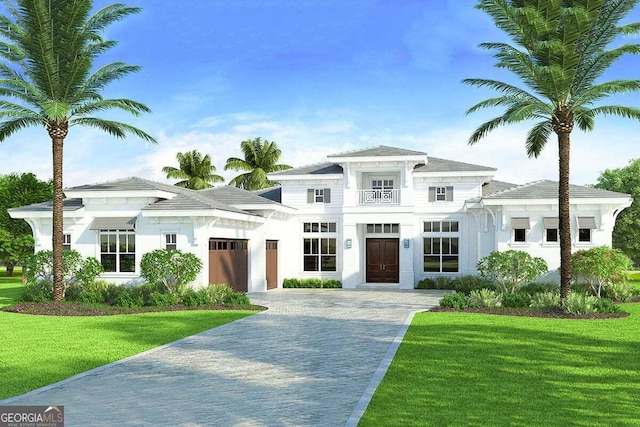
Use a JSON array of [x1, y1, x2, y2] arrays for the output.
[[149, 291, 180, 307], [521, 282, 559, 295], [416, 278, 436, 289], [438, 293, 469, 310], [602, 282, 636, 302], [282, 278, 342, 288], [433, 276, 454, 289], [530, 291, 561, 310], [572, 246, 633, 297], [139, 249, 202, 294], [468, 289, 502, 308], [223, 291, 251, 306], [477, 250, 548, 294], [181, 288, 214, 307], [69, 280, 111, 304], [501, 291, 532, 308], [20, 282, 52, 302], [562, 293, 599, 315], [452, 275, 494, 295], [593, 297, 622, 314], [203, 284, 233, 304], [112, 288, 144, 308]]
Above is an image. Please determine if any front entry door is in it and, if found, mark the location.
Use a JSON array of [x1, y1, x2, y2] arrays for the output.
[[366, 238, 399, 283]]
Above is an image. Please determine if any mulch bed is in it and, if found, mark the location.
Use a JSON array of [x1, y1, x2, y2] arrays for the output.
[[2, 302, 267, 316], [430, 306, 630, 319]]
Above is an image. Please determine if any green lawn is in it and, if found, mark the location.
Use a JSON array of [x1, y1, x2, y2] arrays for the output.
[[360, 303, 640, 426], [0, 271, 258, 400]]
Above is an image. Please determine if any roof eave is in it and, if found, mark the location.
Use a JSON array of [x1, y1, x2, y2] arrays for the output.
[[64, 190, 178, 199], [268, 173, 344, 181], [140, 209, 266, 223], [480, 196, 633, 206]]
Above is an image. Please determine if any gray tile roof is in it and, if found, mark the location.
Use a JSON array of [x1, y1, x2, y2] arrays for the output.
[[198, 185, 279, 205], [327, 145, 426, 158], [270, 162, 343, 176], [414, 157, 497, 173], [66, 176, 185, 194], [142, 191, 251, 214], [483, 180, 630, 199], [482, 180, 518, 196], [8, 198, 83, 213]]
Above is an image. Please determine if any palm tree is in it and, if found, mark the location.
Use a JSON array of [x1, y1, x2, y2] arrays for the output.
[[224, 137, 292, 190], [0, 0, 156, 301], [162, 150, 224, 190], [464, 0, 640, 300]]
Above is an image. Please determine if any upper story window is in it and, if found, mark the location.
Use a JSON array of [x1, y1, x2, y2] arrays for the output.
[[511, 217, 530, 243], [577, 217, 596, 243], [307, 188, 331, 204], [428, 186, 453, 202], [165, 233, 177, 250], [372, 178, 394, 191], [100, 230, 135, 273]]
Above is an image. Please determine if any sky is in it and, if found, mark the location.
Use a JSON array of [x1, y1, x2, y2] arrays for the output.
[[1, 0, 640, 188]]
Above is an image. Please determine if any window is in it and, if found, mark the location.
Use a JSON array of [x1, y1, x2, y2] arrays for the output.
[[577, 217, 596, 243], [307, 188, 331, 204], [511, 218, 530, 243], [543, 218, 559, 243], [165, 233, 177, 250], [302, 222, 337, 271], [428, 186, 454, 202], [366, 223, 399, 234], [423, 221, 460, 273], [424, 237, 459, 272], [63, 234, 71, 251], [100, 230, 135, 273]]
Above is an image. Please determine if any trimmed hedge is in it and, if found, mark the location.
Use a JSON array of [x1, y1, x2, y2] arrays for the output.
[[283, 278, 342, 288]]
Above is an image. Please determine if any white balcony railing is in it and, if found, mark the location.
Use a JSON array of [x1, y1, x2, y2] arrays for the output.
[[358, 189, 400, 205]]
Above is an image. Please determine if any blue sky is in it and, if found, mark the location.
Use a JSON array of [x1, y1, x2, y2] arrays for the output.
[[1, 0, 640, 187]]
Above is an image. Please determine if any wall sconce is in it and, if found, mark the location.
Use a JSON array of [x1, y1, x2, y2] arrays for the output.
[[345, 238, 352, 249], [403, 238, 410, 248]]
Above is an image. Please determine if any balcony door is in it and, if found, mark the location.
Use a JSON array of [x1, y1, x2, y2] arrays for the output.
[[371, 177, 395, 203]]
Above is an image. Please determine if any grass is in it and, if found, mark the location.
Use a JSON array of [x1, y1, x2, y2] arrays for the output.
[[360, 302, 640, 426], [0, 269, 258, 400]]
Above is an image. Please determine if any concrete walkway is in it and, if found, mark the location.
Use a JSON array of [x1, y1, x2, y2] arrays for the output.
[[3, 289, 443, 426]]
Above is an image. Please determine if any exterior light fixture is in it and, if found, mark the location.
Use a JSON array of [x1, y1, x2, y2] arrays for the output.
[[403, 238, 410, 248], [345, 238, 352, 249]]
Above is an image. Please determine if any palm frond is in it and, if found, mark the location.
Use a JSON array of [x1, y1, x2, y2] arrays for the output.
[[70, 117, 157, 142], [573, 108, 595, 132], [0, 117, 44, 141], [224, 157, 252, 171], [70, 98, 151, 117], [525, 120, 552, 158], [589, 105, 640, 121]]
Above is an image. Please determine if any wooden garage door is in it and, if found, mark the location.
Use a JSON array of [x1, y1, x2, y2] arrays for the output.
[[209, 239, 248, 292], [266, 240, 278, 290]]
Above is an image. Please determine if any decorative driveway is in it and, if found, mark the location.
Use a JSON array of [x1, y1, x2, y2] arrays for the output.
[[3, 289, 444, 426]]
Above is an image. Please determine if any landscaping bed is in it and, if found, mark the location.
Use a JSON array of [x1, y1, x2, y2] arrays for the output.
[[430, 305, 630, 319]]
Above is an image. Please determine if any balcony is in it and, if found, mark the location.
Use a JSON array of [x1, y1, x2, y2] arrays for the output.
[[358, 189, 400, 205]]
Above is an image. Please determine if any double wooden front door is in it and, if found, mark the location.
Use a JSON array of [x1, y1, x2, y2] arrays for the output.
[[366, 238, 399, 283]]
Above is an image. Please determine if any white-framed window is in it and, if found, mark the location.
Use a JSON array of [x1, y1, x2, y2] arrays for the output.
[[165, 233, 177, 250], [100, 230, 135, 273], [307, 188, 331, 204], [423, 220, 460, 273], [543, 217, 559, 243], [63, 234, 71, 251], [366, 223, 399, 234], [428, 186, 454, 202], [302, 222, 337, 271], [511, 218, 530, 243], [577, 217, 596, 243]]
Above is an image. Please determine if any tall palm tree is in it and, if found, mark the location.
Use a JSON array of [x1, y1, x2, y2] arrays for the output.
[[162, 150, 224, 190], [224, 137, 292, 190], [464, 0, 640, 300], [0, 0, 156, 301]]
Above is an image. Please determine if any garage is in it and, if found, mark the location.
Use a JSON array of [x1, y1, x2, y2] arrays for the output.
[[208, 238, 248, 292]]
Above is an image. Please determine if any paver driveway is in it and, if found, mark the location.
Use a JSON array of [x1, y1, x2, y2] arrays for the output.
[[4, 289, 443, 426]]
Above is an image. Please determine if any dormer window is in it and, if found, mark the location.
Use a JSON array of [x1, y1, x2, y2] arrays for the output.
[[428, 186, 453, 202], [307, 188, 331, 204]]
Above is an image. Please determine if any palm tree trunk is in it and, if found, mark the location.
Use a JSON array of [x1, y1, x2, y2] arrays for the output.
[[558, 131, 572, 300], [52, 135, 64, 301]]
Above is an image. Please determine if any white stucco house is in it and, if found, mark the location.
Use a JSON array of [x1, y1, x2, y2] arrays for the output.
[[9, 145, 632, 291]]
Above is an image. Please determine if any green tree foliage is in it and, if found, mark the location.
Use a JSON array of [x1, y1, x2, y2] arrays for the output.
[[0, 172, 52, 275], [139, 249, 202, 294], [0, 0, 156, 300], [572, 246, 633, 297], [594, 159, 640, 265], [224, 137, 292, 190], [465, 0, 640, 299], [477, 250, 548, 294], [162, 150, 224, 190]]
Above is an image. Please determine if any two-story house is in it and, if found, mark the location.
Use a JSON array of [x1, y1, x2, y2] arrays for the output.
[[9, 145, 632, 291]]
